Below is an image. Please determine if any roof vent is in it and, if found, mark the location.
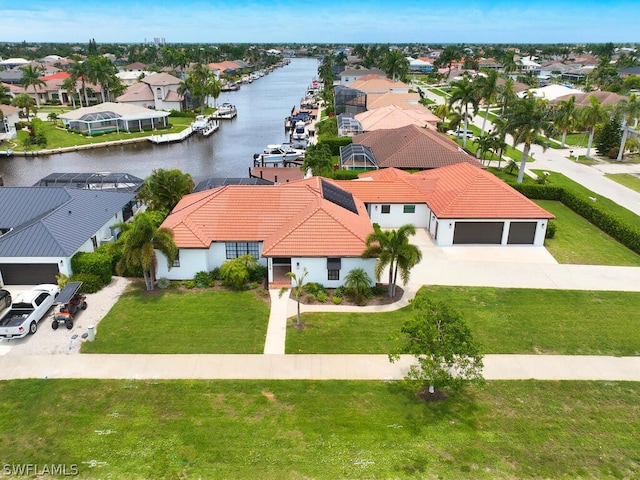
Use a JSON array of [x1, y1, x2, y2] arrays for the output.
[[68, 210, 72, 214]]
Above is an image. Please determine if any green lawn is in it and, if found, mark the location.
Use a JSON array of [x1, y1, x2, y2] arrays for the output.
[[535, 200, 640, 266], [81, 284, 270, 354], [533, 170, 640, 228], [605, 173, 640, 193], [1, 379, 638, 479], [288, 286, 640, 355], [10, 116, 193, 151]]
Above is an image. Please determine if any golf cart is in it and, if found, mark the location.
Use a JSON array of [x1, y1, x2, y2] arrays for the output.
[[52, 281, 87, 330]]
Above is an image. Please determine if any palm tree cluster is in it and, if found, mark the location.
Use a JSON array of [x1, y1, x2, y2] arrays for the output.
[[178, 63, 222, 113]]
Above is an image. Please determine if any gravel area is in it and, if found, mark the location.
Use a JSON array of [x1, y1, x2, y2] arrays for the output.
[[0, 277, 130, 356]]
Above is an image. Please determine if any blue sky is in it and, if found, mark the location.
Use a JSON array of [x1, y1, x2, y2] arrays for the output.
[[0, 0, 637, 44]]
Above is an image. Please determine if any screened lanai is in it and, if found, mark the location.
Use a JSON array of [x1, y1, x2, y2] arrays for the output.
[[339, 143, 378, 170], [334, 86, 367, 115], [337, 113, 364, 136], [59, 102, 170, 134]]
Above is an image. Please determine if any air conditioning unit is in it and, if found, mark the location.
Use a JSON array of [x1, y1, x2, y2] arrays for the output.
[[101, 236, 114, 244]]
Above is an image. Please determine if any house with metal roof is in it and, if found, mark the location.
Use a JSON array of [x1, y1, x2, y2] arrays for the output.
[[155, 177, 376, 287], [0, 187, 137, 285]]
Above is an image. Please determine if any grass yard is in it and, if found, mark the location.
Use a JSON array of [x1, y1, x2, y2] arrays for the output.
[[605, 173, 640, 193], [287, 286, 640, 356], [11, 116, 193, 151], [533, 170, 640, 228], [81, 284, 270, 354], [0, 379, 638, 479], [536, 200, 640, 266]]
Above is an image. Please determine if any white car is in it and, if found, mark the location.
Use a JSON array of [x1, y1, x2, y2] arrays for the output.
[[0, 284, 59, 338], [447, 129, 474, 139]]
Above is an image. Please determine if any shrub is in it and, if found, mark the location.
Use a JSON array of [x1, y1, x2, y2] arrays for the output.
[[182, 280, 196, 289], [194, 270, 214, 288], [304, 282, 326, 296], [545, 220, 557, 239], [220, 254, 258, 290], [157, 277, 171, 289], [317, 136, 352, 156], [331, 296, 343, 305], [304, 294, 316, 303], [71, 251, 112, 285], [329, 169, 360, 180], [316, 292, 328, 303], [210, 267, 221, 280], [70, 273, 103, 293], [248, 264, 267, 283], [333, 286, 346, 298]]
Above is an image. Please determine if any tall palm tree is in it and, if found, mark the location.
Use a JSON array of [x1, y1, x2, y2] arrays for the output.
[[476, 70, 500, 137], [501, 94, 555, 184], [69, 60, 88, 107], [19, 64, 46, 109], [553, 95, 578, 148], [579, 96, 609, 159], [501, 50, 520, 75], [12, 93, 35, 119], [85, 56, 119, 103], [116, 214, 177, 291], [615, 94, 640, 161], [381, 49, 409, 82], [498, 77, 517, 116], [361, 223, 422, 298], [447, 75, 480, 148], [61, 77, 77, 108]]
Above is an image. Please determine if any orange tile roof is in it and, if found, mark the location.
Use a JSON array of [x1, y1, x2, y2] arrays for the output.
[[355, 105, 439, 131], [162, 180, 373, 257], [335, 165, 554, 220], [352, 124, 483, 170]]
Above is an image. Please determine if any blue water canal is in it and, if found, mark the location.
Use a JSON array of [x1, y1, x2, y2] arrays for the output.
[[0, 57, 320, 187]]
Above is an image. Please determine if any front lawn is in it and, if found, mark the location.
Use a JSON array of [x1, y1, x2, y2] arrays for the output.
[[605, 173, 640, 193], [1, 379, 638, 479], [535, 200, 640, 266], [287, 286, 640, 355], [81, 284, 270, 354]]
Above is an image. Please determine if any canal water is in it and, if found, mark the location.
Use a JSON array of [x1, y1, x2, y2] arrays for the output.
[[0, 57, 320, 187]]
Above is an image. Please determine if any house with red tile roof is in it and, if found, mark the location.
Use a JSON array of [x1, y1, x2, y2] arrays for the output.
[[155, 177, 377, 286], [354, 105, 439, 132], [335, 163, 554, 246], [340, 124, 482, 171]]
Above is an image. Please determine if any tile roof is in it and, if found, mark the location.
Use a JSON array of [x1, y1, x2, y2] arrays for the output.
[[161, 178, 373, 257], [551, 91, 629, 107], [0, 187, 135, 257], [365, 92, 423, 110], [141, 72, 181, 86], [355, 105, 439, 131], [336, 164, 554, 220], [352, 124, 483, 170], [116, 81, 154, 102], [346, 75, 410, 93]]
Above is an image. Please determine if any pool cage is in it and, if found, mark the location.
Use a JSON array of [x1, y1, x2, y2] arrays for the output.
[[334, 86, 367, 116], [337, 113, 364, 137], [339, 143, 378, 170], [34, 172, 144, 193]]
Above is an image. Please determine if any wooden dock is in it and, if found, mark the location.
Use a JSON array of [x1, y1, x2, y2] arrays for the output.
[[148, 126, 194, 144]]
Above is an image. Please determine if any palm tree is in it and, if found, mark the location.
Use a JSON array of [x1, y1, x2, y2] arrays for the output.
[[579, 96, 609, 159], [279, 268, 308, 328], [501, 94, 555, 183], [447, 75, 480, 149], [501, 50, 520, 75], [116, 214, 177, 291], [381, 49, 409, 82], [207, 75, 222, 109], [344, 267, 373, 305], [361, 223, 422, 298], [615, 94, 640, 161], [12, 93, 35, 119], [498, 77, 517, 116], [474, 134, 495, 165], [61, 77, 77, 108], [85, 56, 119, 103], [476, 70, 500, 137], [19, 64, 46, 109], [553, 95, 578, 148], [69, 60, 88, 107]]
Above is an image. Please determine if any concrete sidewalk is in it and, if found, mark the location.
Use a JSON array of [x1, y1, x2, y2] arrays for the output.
[[1, 353, 640, 381]]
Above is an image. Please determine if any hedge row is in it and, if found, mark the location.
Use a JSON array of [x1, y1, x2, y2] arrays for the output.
[[510, 183, 640, 255], [317, 135, 352, 156]]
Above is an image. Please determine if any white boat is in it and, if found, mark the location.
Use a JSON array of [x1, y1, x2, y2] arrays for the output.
[[291, 121, 308, 141], [253, 144, 305, 165], [212, 103, 237, 119], [201, 120, 220, 137], [192, 115, 210, 130]]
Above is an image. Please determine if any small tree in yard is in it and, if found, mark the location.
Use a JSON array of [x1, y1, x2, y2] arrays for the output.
[[220, 254, 258, 290], [279, 268, 308, 328], [389, 296, 484, 401], [344, 267, 373, 305]]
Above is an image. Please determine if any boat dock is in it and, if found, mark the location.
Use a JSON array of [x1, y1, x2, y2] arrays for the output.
[[148, 126, 194, 144]]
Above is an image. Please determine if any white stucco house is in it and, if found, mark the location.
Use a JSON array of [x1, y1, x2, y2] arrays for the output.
[[116, 72, 184, 111], [156, 177, 377, 287]]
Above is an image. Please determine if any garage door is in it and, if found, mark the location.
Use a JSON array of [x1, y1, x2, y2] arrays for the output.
[[453, 222, 504, 244], [0, 263, 59, 285], [507, 222, 537, 244]]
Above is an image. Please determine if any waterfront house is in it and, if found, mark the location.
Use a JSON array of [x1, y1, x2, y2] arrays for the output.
[[116, 72, 184, 111]]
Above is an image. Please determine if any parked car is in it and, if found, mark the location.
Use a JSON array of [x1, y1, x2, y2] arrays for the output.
[[0, 289, 11, 309], [447, 129, 474, 139], [0, 284, 59, 338]]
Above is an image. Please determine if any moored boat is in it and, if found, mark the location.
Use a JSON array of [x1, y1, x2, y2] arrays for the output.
[[212, 103, 237, 119], [253, 144, 305, 166]]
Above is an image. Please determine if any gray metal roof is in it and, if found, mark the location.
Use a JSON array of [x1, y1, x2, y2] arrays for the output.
[[0, 187, 135, 257]]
